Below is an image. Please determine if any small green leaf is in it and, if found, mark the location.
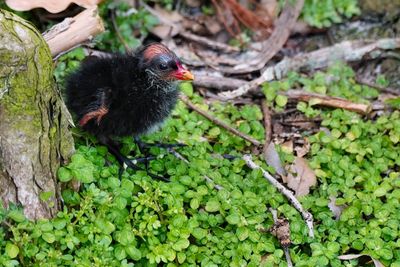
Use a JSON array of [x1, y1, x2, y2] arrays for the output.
[[192, 228, 207, 240], [226, 214, 240, 225], [205, 198, 220, 212], [297, 102, 307, 112], [180, 82, 193, 96], [236, 227, 249, 241], [57, 167, 72, 182], [172, 238, 190, 251], [238, 122, 251, 134], [96, 219, 116, 234], [8, 210, 25, 223], [62, 254, 74, 261], [39, 191, 53, 202], [117, 229, 135, 245], [115, 196, 127, 210], [378, 248, 393, 260], [275, 95, 288, 107], [262, 84, 277, 101], [190, 198, 200, 209], [108, 177, 120, 188], [114, 245, 127, 260], [208, 127, 221, 137], [53, 218, 67, 230], [177, 252, 186, 264], [126, 246, 142, 260], [42, 233, 56, 243], [36, 252, 46, 260], [5, 243, 19, 259], [385, 97, 400, 108], [73, 167, 94, 183], [374, 187, 387, 197], [40, 222, 53, 232]]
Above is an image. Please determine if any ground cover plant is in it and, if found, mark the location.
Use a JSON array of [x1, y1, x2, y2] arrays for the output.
[[1, 0, 399, 266], [1, 63, 400, 266]]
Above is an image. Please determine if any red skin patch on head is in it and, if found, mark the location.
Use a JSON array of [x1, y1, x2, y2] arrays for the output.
[[143, 43, 172, 61]]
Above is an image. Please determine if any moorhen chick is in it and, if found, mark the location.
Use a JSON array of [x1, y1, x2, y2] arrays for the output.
[[65, 43, 194, 179]]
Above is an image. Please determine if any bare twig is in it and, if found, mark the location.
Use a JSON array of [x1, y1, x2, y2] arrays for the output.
[[167, 148, 189, 163], [338, 254, 385, 267], [167, 148, 223, 190], [285, 90, 371, 114], [193, 74, 247, 91], [43, 7, 104, 58], [270, 208, 278, 221], [110, 9, 131, 52], [261, 100, 276, 175], [219, 38, 400, 99], [243, 154, 314, 237], [284, 242, 293, 266], [179, 31, 240, 53], [215, 0, 304, 74], [355, 78, 400, 96], [180, 95, 262, 147]]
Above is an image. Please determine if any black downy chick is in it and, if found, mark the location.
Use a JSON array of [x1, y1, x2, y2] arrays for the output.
[[65, 43, 194, 179]]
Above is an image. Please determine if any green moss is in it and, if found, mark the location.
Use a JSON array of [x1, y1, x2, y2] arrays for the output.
[[0, 9, 53, 117], [0, 9, 74, 219]]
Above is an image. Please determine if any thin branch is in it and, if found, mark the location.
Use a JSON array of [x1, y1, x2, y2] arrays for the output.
[[193, 74, 247, 91], [243, 154, 314, 238], [110, 9, 131, 53], [284, 244, 293, 266], [179, 31, 240, 53], [180, 95, 262, 147], [43, 7, 104, 58], [219, 38, 400, 99], [355, 78, 400, 96], [285, 90, 371, 114], [270, 208, 278, 221]]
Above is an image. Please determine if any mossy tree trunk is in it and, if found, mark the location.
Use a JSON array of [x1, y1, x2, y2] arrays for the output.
[[0, 10, 74, 220]]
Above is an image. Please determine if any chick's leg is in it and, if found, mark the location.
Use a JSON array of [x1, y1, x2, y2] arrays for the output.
[[131, 137, 185, 168], [133, 136, 185, 152], [98, 135, 169, 182]]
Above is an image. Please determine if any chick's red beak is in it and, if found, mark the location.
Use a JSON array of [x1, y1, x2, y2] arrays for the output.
[[171, 64, 194, 81]]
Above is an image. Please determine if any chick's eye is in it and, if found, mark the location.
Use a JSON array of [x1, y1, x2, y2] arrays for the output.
[[159, 63, 168, 70]]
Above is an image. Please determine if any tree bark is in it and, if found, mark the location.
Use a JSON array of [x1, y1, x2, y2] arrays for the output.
[[0, 10, 74, 220]]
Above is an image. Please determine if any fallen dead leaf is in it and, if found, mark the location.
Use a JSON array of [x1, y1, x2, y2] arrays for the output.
[[286, 157, 316, 197], [5, 0, 101, 13], [204, 19, 223, 35], [148, 5, 183, 39], [338, 254, 385, 267], [328, 196, 345, 220], [264, 142, 287, 178], [294, 138, 310, 157]]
